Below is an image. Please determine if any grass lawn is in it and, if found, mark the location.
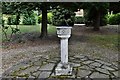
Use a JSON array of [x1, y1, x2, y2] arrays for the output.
[[2, 24, 56, 34], [88, 34, 118, 50], [1, 25, 118, 50], [1, 24, 57, 41]]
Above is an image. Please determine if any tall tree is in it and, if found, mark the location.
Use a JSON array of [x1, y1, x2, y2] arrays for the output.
[[2, 2, 51, 39], [2, 2, 40, 25], [40, 2, 48, 38], [82, 2, 109, 31]]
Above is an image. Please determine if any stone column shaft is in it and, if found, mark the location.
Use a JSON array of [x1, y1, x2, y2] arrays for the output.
[[61, 38, 68, 63]]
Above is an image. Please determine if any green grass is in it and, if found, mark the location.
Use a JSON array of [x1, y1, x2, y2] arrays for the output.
[[88, 34, 118, 50], [47, 24, 57, 34], [2, 24, 56, 34], [1, 24, 57, 41], [1, 24, 118, 51]]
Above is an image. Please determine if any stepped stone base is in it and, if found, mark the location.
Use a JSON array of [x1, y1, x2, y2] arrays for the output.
[[55, 62, 72, 75]]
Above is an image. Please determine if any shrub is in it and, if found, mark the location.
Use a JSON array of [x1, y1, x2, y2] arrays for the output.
[[38, 12, 53, 24], [100, 15, 108, 26], [84, 9, 108, 27], [47, 12, 53, 24], [74, 16, 85, 24], [7, 15, 19, 25], [52, 6, 75, 26], [109, 13, 120, 25], [38, 14, 42, 24], [23, 12, 36, 25]]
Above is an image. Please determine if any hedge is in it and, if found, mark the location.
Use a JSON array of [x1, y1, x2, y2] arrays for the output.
[[108, 13, 120, 25], [38, 12, 53, 24], [52, 6, 75, 26], [22, 12, 36, 25]]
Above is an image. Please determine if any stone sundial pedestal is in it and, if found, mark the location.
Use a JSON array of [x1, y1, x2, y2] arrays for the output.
[[55, 26, 72, 75]]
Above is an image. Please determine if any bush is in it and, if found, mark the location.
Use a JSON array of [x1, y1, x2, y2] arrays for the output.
[[7, 15, 20, 25], [38, 12, 53, 24], [109, 13, 120, 25], [100, 15, 108, 26], [75, 16, 85, 24], [38, 14, 42, 24], [52, 6, 75, 26], [23, 12, 36, 25], [84, 9, 108, 27], [47, 12, 53, 24]]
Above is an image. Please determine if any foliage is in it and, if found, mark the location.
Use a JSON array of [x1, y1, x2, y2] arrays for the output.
[[38, 12, 53, 24], [3, 2, 42, 25], [83, 3, 109, 28], [2, 20, 8, 40], [7, 15, 20, 25], [2, 2, 41, 14], [22, 11, 36, 25], [2, 19, 20, 41], [38, 14, 42, 24], [47, 12, 53, 24], [2, 24, 56, 42], [109, 2, 120, 14], [108, 13, 120, 25], [74, 16, 85, 24], [52, 6, 75, 26], [100, 15, 108, 26]]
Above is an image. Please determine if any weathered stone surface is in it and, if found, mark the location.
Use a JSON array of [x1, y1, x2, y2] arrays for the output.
[[27, 78, 35, 80], [109, 65, 118, 71], [77, 69, 91, 78], [3, 55, 119, 79], [113, 71, 118, 77], [95, 60, 111, 66], [90, 72, 109, 78], [71, 62, 81, 67], [52, 57, 60, 61], [95, 68, 110, 75], [47, 60, 57, 63], [12, 78, 27, 80], [69, 57, 75, 60], [102, 65, 115, 71], [82, 61, 94, 65], [90, 62, 102, 68], [31, 71, 41, 77], [74, 55, 86, 59], [19, 66, 40, 75], [3, 63, 30, 76], [38, 72, 51, 78], [43, 55, 50, 60], [69, 59, 81, 63], [33, 61, 43, 66], [79, 65, 92, 71], [28, 75, 35, 78], [55, 63, 72, 76], [39, 63, 55, 71], [80, 58, 88, 61]]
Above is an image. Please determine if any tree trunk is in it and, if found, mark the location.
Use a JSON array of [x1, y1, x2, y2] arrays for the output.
[[93, 11, 101, 31], [16, 13, 20, 29], [40, 3, 47, 38]]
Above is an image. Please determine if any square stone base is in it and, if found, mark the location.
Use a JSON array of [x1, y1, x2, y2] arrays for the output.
[[55, 62, 72, 75]]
